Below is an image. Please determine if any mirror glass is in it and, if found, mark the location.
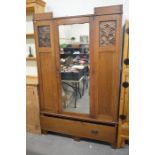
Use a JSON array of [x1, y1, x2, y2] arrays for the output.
[[59, 23, 90, 114]]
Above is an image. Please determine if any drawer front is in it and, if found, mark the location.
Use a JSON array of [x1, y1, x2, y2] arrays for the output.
[[40, 116, 116, 144]]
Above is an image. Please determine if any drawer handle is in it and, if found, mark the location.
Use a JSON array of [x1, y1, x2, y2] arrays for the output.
[[91, 130, 98, 134]]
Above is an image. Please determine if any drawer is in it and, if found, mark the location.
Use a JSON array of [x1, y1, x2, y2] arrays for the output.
[[40, 116, 116, 144]]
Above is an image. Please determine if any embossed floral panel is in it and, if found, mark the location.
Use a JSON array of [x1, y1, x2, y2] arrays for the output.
[[99, 21, 116, 46], [38, 26, 51, 47]]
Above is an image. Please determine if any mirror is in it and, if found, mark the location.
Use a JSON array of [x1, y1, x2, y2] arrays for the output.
[[59, 23, 90, 114]]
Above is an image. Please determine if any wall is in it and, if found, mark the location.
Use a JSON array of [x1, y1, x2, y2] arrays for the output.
[[59, 23, 89, 44], [26, 0, 129, 76], [45, 0, 128, 23]]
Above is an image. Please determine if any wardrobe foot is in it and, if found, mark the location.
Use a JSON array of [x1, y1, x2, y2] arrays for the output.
[[111, 142, 117, 149], [41, 129, 48, 135], [73, 137, 80, 142]]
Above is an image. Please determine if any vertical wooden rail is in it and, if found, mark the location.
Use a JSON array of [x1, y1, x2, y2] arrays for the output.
[[117, 20, 129, 148], [33, 13, 60, 114]]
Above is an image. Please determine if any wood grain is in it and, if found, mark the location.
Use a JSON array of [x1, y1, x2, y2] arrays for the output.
[[26, 76, 38, 85], [93, 14, 122, 122], [34, 14, 59, 113], [26, 84, 41, 134], [33, 5, 123, 146], [117, 20, 129, 148], [41, 115, 116, 144], [53, 16, 92, 115], [26, 0, 46, 14], [95, 5, 123, 15], [33, 12, 53, 21]]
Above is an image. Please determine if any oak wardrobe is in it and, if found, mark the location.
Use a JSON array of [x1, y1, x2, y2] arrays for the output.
[[33, 5, 122, 147]]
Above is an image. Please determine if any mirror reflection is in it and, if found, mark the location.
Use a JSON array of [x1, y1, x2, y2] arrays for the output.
[[59, 23, 90, 114]]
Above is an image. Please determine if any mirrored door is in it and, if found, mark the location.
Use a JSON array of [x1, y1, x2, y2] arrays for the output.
[[58, 23, 90, 114]]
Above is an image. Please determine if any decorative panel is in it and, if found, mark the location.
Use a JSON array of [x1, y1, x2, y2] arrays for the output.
[[39, 52, 58, 112], [38, 26, 51, 47], [99, 21, 116, 46]]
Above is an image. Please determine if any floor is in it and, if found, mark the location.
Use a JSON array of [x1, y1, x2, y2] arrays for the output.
[[26, 133, 129, 155], [63, 79, 89, 114]]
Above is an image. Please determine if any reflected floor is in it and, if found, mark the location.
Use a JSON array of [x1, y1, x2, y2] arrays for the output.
[[62, 82, 89, 114]]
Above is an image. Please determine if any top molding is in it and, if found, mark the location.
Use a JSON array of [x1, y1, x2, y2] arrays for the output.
[[26, 0, 46, 7], [33, 5, 123, 21], [95, 5, 123, 15], [33, 12, 53, 21]]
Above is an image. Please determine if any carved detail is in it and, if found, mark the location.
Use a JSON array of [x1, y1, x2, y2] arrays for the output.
[[38, 26, 51, 47], [99, 21, 116, 46]]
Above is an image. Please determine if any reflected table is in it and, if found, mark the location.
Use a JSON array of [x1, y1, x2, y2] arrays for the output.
[[62, 76, 84, 108]]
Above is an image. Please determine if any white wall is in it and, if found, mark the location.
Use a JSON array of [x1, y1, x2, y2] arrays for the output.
[[59, 23, 89, 44], [26, 0, 129, 76], [45, 0, 129, 23]]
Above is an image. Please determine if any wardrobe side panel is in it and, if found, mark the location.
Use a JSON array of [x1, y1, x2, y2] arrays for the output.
[[93, 14, 122, 122], [34, 18, 59, 113]]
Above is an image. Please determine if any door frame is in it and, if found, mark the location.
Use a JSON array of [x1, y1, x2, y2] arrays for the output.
[[53, 15, 95, 118]]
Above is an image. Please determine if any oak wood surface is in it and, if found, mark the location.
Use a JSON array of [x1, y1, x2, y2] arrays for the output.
[[117, 20, 129, 148], [26, 57, 36, 61], [95, 5, 122, 15], [26, 0, 46, 13], [27, 0, 46, 7], [53, 16, 92, 115], [34, 13, 59, 113], [33, 5, 123, 146], [89, 17, 96, 118], [26, 0, 45, 134], [40, 115, 116, 144], [93, 14, 122, 122], [26, 33, 34, 38], [26, 76, 38, 85], [41, 111, 118, 125], [33, 12, 53, 21], [53, 16, 90, 25], [26, 84, 41, 134]]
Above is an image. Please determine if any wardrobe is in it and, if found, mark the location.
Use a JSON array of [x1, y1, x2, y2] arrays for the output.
[[33, 5, 122, 147]]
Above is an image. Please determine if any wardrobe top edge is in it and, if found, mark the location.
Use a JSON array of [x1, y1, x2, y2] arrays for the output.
[[33, 5, 123, 21]]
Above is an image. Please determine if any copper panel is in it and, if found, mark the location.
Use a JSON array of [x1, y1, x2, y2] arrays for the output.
[[99, 21, 116, 46]]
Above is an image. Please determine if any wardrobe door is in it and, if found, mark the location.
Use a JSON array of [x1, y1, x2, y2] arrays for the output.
[[93, 7, 122, 122], [33, 13, 59, 113]]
